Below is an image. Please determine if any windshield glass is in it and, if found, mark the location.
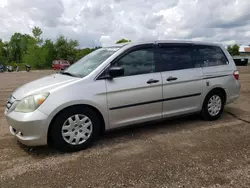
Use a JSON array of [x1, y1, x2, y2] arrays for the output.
[[63, 47, 120, 77]]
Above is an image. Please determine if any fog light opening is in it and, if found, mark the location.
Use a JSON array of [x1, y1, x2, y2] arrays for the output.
[[12, 128, 17, 133], [18, 131, 23, 136]]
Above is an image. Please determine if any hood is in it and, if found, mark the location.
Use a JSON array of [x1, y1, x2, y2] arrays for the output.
[[12, 73, 79, 100]]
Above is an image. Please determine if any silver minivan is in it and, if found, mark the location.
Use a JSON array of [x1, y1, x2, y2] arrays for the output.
[[5, 40, 240, 152]]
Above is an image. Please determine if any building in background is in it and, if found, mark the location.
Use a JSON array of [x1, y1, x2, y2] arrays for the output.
[[239, 45, 250, 56]]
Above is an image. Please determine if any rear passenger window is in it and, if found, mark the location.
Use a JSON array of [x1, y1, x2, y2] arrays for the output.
[[157, 46, 194, 71], [194, 45, 228, 67]]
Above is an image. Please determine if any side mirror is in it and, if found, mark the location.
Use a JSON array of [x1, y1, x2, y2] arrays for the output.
[[108, 66, 124, 78]]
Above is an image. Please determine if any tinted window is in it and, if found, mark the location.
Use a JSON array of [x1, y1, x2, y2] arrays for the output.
[[194, 45, 228, 67], [157, 46, 194, 71], [61, 61, 69, 65], [113, 48, 155, 76]]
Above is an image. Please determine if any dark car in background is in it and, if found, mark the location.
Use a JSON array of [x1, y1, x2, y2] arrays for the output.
[[232, 56, 249, 66], [0, 64, 5, 72], [52, 60, 71, 71]]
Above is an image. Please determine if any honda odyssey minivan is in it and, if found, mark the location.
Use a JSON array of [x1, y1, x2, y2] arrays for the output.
[[5, 40, 240, 152]]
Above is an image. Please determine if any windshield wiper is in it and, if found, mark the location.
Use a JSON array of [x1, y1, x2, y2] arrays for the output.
[[60, 72, 78, 77]]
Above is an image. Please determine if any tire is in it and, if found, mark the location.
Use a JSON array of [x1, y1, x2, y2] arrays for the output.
[[49, 106, 100, 152], [201, 90, 225, 121]]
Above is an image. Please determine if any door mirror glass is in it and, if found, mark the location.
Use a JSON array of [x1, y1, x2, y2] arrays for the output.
[[108, 66, 124, 78]]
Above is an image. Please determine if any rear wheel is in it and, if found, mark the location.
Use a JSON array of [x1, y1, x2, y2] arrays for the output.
[[49, 106, 100, 152], [201, 91, 224, 121]]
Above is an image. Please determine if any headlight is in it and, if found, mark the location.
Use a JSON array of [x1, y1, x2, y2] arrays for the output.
[[15, 93, 49, 113]]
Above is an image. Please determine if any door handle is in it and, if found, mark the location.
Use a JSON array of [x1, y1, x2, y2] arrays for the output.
[[147, 79, 159, 84], [166, 76, 178, 81]]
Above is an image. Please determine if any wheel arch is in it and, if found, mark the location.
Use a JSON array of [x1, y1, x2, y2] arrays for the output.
[[47, 104, 106, 145], [204, 87, 227, 106]]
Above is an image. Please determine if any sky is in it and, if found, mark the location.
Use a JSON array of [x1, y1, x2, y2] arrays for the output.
[[0, 0, 250, 48]]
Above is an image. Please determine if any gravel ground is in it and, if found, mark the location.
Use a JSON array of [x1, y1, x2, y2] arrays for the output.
[[0, 68, 250, 188]]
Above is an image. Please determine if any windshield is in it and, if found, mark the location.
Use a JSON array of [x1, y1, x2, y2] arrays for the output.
[[62, 47, 120, 77]]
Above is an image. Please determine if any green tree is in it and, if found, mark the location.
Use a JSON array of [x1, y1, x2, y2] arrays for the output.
[[8, 33, 23, 64], [0, 39, 7, 65], [116, 38, 131, 44], [2, 41, 11, 65], [67, 39, 79, 62], [22, 27, 47, 69], [227, 44, 240, 56], [54, 35, 69, 59], [54, 35, 79, 62], [7, 33, 32, 64], [20, 34, 32, 61], [23, 38, 48, 69], [1, 25, 102, 69], [75, 48, 95, 60], [32, 26, 43, 44], [42, 39, 56, 67]]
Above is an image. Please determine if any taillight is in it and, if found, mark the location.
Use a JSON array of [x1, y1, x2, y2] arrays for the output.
[[233, 70, 239, 80]]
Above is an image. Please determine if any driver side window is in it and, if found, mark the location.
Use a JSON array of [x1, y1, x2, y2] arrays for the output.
[[113, 48, 155, 76]]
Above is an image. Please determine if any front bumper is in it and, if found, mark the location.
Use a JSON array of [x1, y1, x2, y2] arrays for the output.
[[4, 109, 49, 146]]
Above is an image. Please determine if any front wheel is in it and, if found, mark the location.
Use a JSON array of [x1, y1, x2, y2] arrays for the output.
[[49, 106, 100, 152], [201, 91, 224, 121]]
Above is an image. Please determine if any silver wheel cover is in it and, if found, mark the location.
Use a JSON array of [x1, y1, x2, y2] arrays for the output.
[[61, 114, 93, 145], [208, 95, 222, 116]]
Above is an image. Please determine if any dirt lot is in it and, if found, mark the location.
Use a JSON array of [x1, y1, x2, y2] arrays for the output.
[[0, 68, 250, 188]]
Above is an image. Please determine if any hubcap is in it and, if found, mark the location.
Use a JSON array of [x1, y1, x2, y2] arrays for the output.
[[61, 114, 93, 145], [208, 95, 222, 116]]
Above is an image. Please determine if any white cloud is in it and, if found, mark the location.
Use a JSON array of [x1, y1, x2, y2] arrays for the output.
[[100, 36, 113, 46], [1, 0, 250, 47]]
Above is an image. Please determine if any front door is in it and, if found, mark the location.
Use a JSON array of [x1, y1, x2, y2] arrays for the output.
[[156, 44, 203, 118], [105, 45, 163, 128]]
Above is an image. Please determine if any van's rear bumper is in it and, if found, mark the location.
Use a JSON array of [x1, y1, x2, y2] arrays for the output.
[[226, 80, 241, 104], [226, 94, 240, 104]]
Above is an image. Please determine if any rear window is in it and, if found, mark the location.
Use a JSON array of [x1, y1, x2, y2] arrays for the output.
[[61, 61, 69, 65], [193, 45, 228, 67]]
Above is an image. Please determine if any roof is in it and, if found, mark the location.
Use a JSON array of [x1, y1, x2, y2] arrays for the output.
[[102, 43, 129, 48], [239, 45, 250, 52], [104, 40, 222, 48], [244, 47, 250, 53], [53, 60, 69, 62], [154, 40, 221, 46]]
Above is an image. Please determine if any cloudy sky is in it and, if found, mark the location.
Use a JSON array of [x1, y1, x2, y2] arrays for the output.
[[0, 0, 250, 47]]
